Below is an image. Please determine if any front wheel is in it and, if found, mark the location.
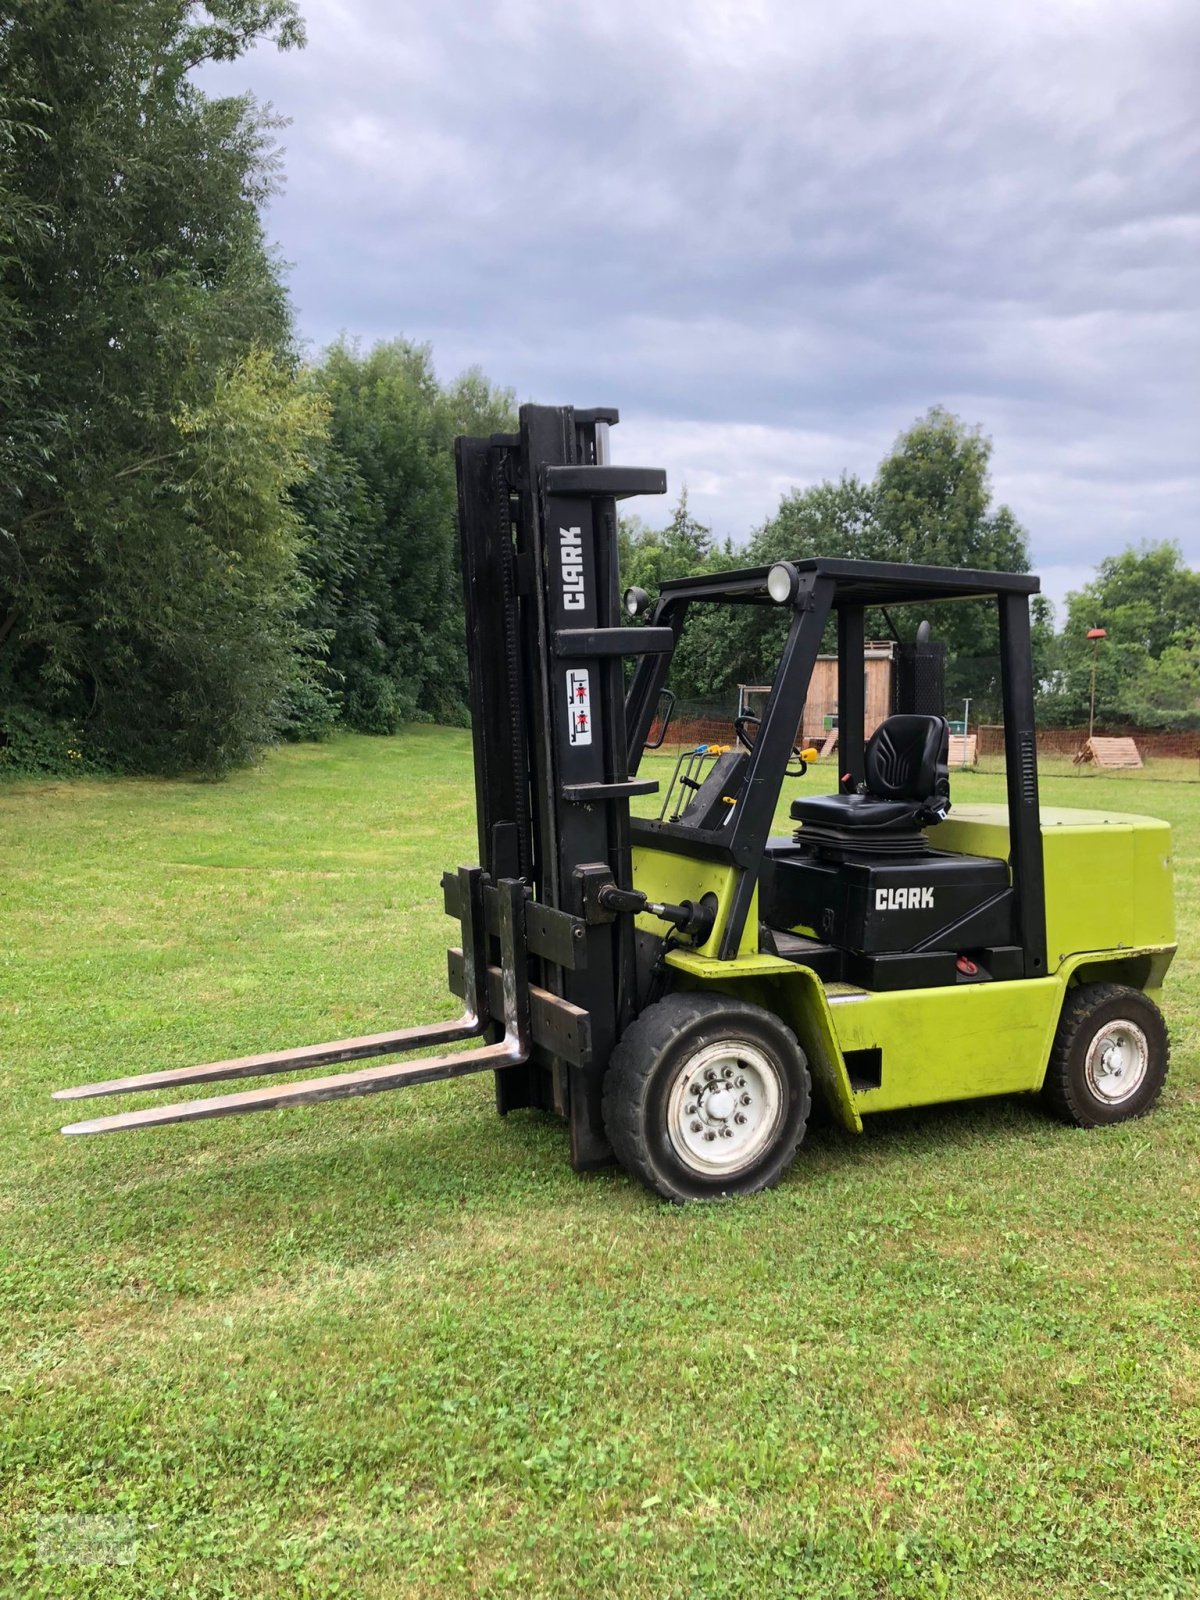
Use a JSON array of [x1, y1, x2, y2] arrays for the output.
[[1042, 982, 1169, 1127], [602, 993, 811, 1202]]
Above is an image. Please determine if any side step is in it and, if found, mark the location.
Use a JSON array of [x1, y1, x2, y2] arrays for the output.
[[763, 928, 844, 982], [53, 869, 530, 1137]]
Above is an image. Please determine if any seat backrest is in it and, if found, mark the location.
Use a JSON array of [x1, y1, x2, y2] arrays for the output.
[[864, 715, 949, 803]]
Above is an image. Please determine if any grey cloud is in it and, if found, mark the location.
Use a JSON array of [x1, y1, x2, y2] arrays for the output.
[[205, 0, 1200, 615]]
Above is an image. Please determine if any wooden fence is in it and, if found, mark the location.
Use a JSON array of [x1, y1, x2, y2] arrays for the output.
[[978, 725, 1199, 759]]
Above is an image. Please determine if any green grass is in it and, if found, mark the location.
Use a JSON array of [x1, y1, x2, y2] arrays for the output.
[[2, 729, 1197, 1599]]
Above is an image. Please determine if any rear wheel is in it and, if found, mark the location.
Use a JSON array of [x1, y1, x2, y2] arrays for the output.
[[602, 993, 811, 1202], [1042, 982, 1169, 1127]]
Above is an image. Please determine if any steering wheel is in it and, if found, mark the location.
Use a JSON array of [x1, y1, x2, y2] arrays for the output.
[[734, 714, 809, 776]]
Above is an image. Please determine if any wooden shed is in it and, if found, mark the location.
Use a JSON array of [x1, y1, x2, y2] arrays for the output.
[[739, 643, 896, 747]]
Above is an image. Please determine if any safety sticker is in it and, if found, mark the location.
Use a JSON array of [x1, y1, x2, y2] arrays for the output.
[[566, 668, 592, 746]]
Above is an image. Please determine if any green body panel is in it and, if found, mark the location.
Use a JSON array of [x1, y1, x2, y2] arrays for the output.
[[630, 809, 1177, 1133], [827, 943, 1179, 1118], [828, 979, 1061, 1112], [934, 804, 1176, 971], [631, 845, 760, 959]]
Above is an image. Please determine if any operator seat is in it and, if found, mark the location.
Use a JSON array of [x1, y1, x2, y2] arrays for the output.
[[790, 714, 951, 839]]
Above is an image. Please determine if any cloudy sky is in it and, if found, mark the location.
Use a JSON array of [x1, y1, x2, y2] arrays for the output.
[[206, 0, 1199, 615]]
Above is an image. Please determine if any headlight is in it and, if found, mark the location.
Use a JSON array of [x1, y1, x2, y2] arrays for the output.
[[624, 586, 650, 617], [767, 562, 799, 604]]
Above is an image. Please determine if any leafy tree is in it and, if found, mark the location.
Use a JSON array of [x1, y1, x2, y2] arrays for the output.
[[619, 491, 747, 701], [1029, 593, 1059, 699], [872, 409, 1028, 575], [1065, 543, 1200, 660], [1134, 632, 1200, 717], [1048, 542, 1200, 726], [0, 1, 311, 774], [110, 351, 327, 772], [297, 340, 515, 733], [751, 475, 879, 568], [281, 433, 367, 739], [702, 476, 879, 698], [639, 409, 1032, 713], [622, 488, 715, 592], [0, 90, 53, 530], [860, 410, 1030, 717]]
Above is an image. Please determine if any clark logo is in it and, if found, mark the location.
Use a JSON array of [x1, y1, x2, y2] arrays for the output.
[[876, 886, 935, 911], [560, 526, 585, 610]]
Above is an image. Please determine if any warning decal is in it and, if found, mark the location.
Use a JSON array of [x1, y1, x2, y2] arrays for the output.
[[565, 669, 592, 746]]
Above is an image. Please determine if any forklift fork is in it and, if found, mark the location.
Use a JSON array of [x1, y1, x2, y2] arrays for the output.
[[54, 869, 531, 1135]]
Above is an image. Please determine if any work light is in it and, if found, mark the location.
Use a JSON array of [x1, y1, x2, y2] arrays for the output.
[[767, 562, 799, 604]]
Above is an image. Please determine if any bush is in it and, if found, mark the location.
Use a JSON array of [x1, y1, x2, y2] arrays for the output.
[[0, 704, 103, 778]]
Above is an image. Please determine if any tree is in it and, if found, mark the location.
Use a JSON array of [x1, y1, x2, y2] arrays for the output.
[[1029, 593, 1059, 700], [1051, 543, 1200, 726], [647, 409, 1032, 713], [872, 409, 1028, 574], [706, 476, 879, 697], [621, 487, 714, 593], [870, 410, 1031, 715], [0, 1, 311, 774], [0, 91, 54, 532], [1065, 543, 1200, 660], [619, 491, 749, 701], [1135, 632, 1200, 717], [296, 340, 515, 733], [750, 475, 878, 568]]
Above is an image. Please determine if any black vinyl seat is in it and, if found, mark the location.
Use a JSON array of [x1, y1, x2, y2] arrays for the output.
[[791, 714, 951, 835]]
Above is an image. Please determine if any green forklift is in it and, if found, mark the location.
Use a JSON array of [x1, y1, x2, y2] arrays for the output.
[[55, 405, 1176, 1202]]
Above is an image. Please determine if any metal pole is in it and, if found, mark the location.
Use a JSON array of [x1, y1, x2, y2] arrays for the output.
[[1089, 641, 1098, 740], [1084, 627, 1106, 750]]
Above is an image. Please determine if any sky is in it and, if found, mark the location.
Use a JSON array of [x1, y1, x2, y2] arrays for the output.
[[205, 0, 1200, 618]]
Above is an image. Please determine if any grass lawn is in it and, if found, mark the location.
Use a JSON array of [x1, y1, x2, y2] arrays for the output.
[[1, 729, 1197, 1599]]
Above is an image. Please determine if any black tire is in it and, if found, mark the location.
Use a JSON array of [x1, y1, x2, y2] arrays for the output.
[[602, 992, 811, 1202], [1042, 982, 1169, 1128]]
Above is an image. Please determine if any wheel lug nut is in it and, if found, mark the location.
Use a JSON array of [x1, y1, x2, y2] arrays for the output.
[[740, 1093, 751, 1106], [720, 1126, 733, 1138], [735, 1113, 746, 1125], [704, 1130, 716, 1141], [690, 1120, 702, 1133], [736, 1077, 746, 1088], [723, 1067, 733, 1079]]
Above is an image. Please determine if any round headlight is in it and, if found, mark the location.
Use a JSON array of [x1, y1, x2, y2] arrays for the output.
[[767, 562, 799, 605], [624, 585, 650, 618]]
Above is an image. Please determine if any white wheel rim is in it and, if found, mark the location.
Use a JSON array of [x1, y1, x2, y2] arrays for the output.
[[1084, 1020, 1150, 1105], [666, 1038, 785, 1178]]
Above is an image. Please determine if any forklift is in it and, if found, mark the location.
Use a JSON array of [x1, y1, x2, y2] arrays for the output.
[[55, 405, 1176, 1202]]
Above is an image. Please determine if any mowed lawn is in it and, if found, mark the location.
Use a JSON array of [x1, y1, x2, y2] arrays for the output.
[[1, 730, 1197, 1600]]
